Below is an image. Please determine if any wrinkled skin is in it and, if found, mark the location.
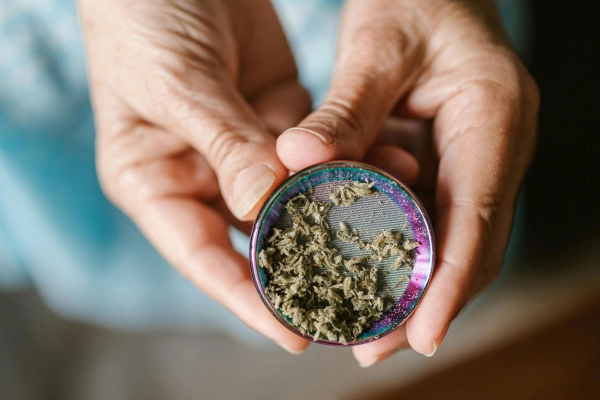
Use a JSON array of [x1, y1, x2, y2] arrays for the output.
[[80, 0, 539, 365]]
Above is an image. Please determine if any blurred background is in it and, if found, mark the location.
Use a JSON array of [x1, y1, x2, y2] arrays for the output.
[[1, 0, 599, 399]]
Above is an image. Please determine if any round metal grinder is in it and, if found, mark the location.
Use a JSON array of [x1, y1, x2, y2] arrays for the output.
[[250, 161, 435, 346]]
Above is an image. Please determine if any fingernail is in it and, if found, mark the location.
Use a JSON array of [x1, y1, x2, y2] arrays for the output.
[[358, 353, 385, 368], [287, 126, 334, 145], [358, 345, 409, 368], [359, 351, 392, 368], [232, 165, 276, 218], [424, 341, 438, 357], [277, 342, 305, 355]]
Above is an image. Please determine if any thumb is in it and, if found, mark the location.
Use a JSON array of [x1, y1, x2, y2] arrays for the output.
[[148, 71, 288, 221], [277, 0, 425, 171]]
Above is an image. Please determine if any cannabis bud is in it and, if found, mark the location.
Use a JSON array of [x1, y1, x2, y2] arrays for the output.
[[258, 181, 419, 344]]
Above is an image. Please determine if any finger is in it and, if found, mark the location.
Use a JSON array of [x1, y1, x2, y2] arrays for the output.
[[95, 116, 221, 210], [352, 325, 409, 368], [470, 190, 519, 296], [134, 195, 310, 353], [147, 70, 288, 221], [250, 80, 312, 135], [99, 121, 255, 236], [363, 145, 420, 185], [235, 0, 312, 135], [112, 147, 220, 205], [85, 0, 298, 221], [142, 0, 311, 221], [405, 75, 538, 356], [277, 0, 425, 171], [96, 116, 308, 352]]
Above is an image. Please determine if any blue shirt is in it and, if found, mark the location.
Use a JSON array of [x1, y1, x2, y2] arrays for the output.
[[0, 0, 529, 335]]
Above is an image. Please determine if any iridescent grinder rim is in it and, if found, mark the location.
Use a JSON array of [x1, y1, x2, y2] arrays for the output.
[[249, 161, 435, 346]]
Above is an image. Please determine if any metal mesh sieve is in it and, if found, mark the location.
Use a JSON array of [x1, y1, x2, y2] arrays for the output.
[[273, 179, 416, 305], [250, 161, 435, 346]]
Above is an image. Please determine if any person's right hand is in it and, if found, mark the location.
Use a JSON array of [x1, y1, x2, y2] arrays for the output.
[[78, 0, 315, 353]]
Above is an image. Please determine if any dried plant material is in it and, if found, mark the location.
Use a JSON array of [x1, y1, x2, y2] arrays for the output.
[[389, 274, 411, 291], [365, 230, 421, 271], [258, 180, 420, 344], [403, 240, 420, 251], [259, 193, 384, 344], [368, 230, 404, 262], [389, 254, 408, 271], [336, 221, 357, 242], [328, 181, 375, 207], [336, 221, 367, 249], [332, 191, 420, 274]]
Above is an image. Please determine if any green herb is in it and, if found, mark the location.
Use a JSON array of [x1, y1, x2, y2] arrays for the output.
[[336, 221, 368, 249], [258, 181, 419, 344], [328, 181, 375, 207]]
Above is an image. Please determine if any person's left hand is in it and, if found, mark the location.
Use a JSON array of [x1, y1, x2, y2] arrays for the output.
[[277, 0, 539, 366]]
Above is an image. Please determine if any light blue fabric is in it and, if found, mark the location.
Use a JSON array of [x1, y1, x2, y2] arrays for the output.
[[0, 0, 255, 340], [0, 0, 528, 331]]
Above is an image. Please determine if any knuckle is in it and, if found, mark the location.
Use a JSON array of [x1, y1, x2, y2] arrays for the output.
[[95, 132, 139, 211], [144, 69, 193, 121], [437, 258, 476, 311], [96, 140, 143, 213], [144, 65, 223, 124], [346, 21, 419, 82], [461, 53, 536, 108], [204, 122, 248, 170], [475, 193, 503, 234], [352, 21, 408, 55], [449, 193, 503, 239], [459, 76, 513, 105], [96, 159, 124, 207], [499, 55, 541, 114], [319, 98, 364, 138]]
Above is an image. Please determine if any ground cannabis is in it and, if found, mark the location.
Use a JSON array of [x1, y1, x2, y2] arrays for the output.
[[336, 221, 367, 249], [258, 181, 419, 344], [328, 181, 375, 206], [337, 223, 418, 267]]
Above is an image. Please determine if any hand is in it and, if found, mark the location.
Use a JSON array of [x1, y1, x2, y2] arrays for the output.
[[79, 0, 313, 353], [276, 0, 539, 366]]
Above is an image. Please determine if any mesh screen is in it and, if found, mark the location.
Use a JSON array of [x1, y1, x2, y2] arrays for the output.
[[273, 180, 415, 305]]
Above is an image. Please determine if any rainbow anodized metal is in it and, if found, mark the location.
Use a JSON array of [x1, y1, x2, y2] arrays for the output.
[[249, 161, 435, 346]]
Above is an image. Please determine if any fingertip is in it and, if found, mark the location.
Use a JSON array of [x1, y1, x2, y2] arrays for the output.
[[230, 163, 283, 221], [353, 342, 410, 368], [352, 325, 409, 367], [406, 315, 448, 357], [406, 319, 442, 357], [268, 325, 311, 355], [276, 340, 310, 355], [413, 337, 441, 357], [424, 340, 438, 357], [233, 281, 311, 352], [351, 345, 372, 366], [276, 126, 336, 171], [404, 210, 481, 357], [404, 270, 454, 356]]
